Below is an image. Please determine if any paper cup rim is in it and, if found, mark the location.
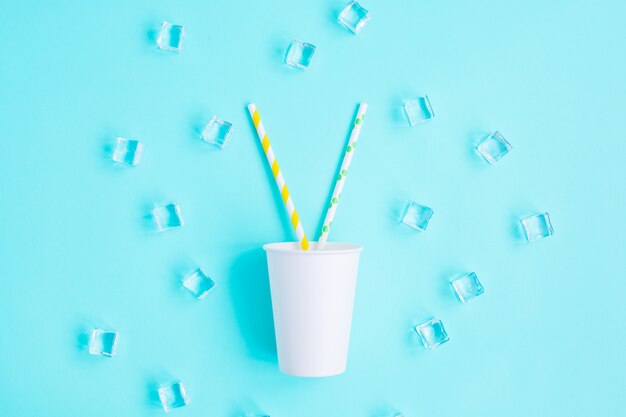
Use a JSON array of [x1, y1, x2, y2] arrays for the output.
[[263, 242, 363, 254]]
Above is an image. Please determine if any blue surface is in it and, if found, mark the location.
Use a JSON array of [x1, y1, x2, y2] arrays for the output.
[[1, 1, 625, 416]]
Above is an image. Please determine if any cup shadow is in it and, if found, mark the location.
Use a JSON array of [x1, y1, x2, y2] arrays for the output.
[[228, 247, 278, 363]]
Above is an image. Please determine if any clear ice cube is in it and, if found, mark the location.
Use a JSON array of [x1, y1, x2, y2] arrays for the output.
[[112, 137, 143, 166], [153, 203, 184, 231], [451, 272, 484, 303], [414, 318, 449, 350], [88, 329, 118, 357], [403, 96, 434, 126], [522, 212, 554, 241], [338, 1, 372, 34], [182, 268, 216, 299], [157, 22, 184, 53], [285, 40, 316, 70], [401, 201, 434, 231], [158, 381, 189, 412], [476, 131, 512, 164], [201, 116, 233, 149]]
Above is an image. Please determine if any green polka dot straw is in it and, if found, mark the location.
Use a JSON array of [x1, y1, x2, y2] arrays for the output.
[[317, 102, 368, 249]]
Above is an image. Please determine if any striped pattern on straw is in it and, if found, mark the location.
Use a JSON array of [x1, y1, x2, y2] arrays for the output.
[[247, 103, 310, 251]]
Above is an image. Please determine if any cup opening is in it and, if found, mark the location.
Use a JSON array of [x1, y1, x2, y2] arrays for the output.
[[263, 242, 363, 254]]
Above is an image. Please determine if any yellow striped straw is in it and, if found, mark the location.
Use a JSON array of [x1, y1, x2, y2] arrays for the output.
[[247, 103, 310, 251]]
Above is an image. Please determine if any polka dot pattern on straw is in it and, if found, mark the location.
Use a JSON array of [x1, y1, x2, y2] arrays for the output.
[[317, 103, 368, 249]]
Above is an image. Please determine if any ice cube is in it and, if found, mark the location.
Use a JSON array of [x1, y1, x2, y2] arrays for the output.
[[157, 22, 184, 53], [414, 318, 449, 350], [451, 272, 484, 303], [285, 40, 316, 69], [521, 212, 554, 241], [401, 201, 434, 231]]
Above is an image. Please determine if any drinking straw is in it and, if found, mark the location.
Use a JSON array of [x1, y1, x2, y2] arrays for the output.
[[317, 102, 368, 249], [247, 103, 310, 251]]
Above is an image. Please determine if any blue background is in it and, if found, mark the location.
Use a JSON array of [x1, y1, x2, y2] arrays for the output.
[[1, 1, 625, 416]]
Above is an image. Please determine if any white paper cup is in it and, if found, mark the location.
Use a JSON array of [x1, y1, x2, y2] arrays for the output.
[[263, 242, 363, 377]]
